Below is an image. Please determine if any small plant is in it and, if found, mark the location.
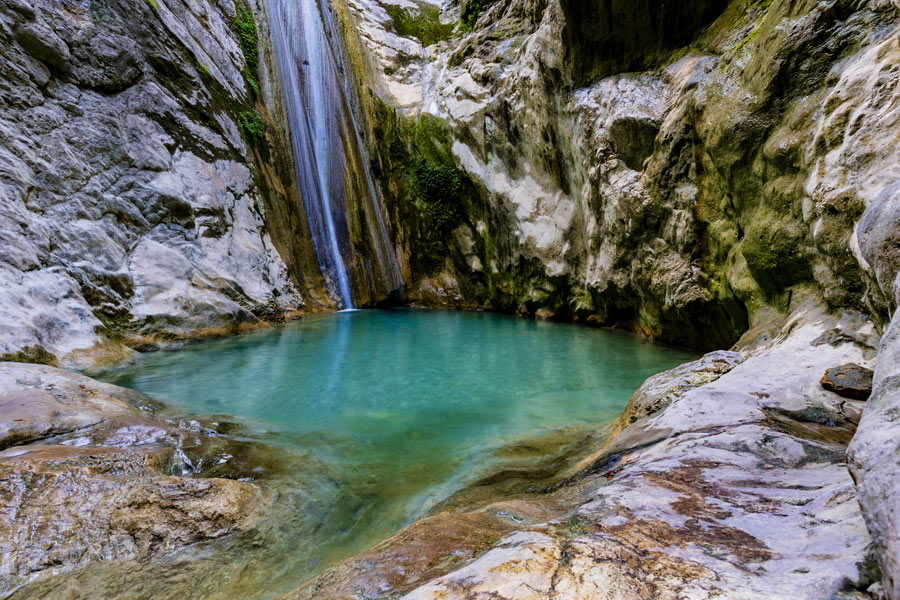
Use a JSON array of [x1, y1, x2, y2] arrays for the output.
[[245, 73, 260, 96], [238, 110, 265, 140], [198, 62, 211, 77], [143, 0, 159, 11], [89, 0, 111, 22], [233, 3, 260, 95], [460, 0, 481, 31]]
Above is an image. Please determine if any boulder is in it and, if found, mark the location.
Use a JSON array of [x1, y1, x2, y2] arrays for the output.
[[821, 363, 874, 400]]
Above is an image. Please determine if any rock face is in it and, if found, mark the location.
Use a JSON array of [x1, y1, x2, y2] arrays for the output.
[[849, 182, 900, 599], [2, 0, 900, 597], [0, 362, 265, 596], [338, 0, 900, 351], [0, 0, 319, 368]]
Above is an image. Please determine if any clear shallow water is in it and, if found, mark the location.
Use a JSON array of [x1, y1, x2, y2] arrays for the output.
[[100, 309, 697, 597]]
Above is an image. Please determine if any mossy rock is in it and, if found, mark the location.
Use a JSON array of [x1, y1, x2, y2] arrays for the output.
[[386, 2, 454, 46], [741, 218, 810, 295], [0, 345, 58, 366]]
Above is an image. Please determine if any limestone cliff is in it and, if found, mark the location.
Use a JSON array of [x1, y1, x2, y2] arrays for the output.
[[339, 0, 899, 351], [2, 0, 900, 597], [0, 0, 334, 368]]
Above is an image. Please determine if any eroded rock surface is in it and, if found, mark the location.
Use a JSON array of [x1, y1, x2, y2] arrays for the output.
[[0, 0, 308, 369], [849, 184, 900, 598], [338, 0, 900, 352], [0, 363, 267, 596]]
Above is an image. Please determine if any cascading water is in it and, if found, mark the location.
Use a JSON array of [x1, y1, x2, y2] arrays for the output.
[[265, 0, 404, 309]]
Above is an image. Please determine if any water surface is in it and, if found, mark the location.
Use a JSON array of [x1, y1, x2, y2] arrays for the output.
[[101, 309, 697, 597]]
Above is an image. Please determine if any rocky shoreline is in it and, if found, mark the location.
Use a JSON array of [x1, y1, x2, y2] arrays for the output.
[[0, 294, 887, 599], [0, 362, 268, 596], [284, 299, 883, 599]]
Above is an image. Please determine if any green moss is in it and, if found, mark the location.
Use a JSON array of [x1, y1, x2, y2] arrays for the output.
[[1, 345, 58, 367], [143, 0, 159, 11], [460, 0, 481, 32], [238, 110, 265, 140], [385, 3, 453, 46], [741, 218, 810, 296], [232, 2, 259, 96], [369, 100, 477, 273], [413, 159, 463, 234]]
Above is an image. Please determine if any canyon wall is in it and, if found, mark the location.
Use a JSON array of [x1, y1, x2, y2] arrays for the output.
[[340, 0, 899, 350], [0, 0, 327, 368]]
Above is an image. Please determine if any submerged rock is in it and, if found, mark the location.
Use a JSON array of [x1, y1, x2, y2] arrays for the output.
[[822, 364, 875, 400]]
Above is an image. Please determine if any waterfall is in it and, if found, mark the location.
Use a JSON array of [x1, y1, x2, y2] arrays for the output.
[[264, 0, 404, 308]]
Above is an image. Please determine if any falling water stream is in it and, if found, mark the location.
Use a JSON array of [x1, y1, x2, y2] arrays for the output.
[[265, 0, 403, 308]]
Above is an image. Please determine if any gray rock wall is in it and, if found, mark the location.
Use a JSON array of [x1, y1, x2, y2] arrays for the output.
[[0, 0, 307, 367], [338, 0, 900, 593], [342, 0, 900, 350]]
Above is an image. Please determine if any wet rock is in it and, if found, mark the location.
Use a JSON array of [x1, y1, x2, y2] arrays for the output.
[[0, 362, 146, 449], [619, 350, 743, 425], [0, 444, 261, 596], [850, 316, 900, 598], [0, 362, 267, 595], [822, 363, 874, 400], [0, 0, 307, 368]]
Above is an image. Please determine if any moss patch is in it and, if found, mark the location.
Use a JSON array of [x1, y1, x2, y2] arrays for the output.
[[741, 218, 810, 296], [1, 345, 58, 367], [232, 2, 259, 96], [460, 0, 481, 32], [238, 110, 265, 140], [371, 100, 476, 273], [385, 2, 453, 46]]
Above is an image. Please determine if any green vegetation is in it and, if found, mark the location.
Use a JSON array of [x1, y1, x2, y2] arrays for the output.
[[89, 0, 111, 22], [233, 2, 260, 96], [741, 218, 810, 297], [370, 102, 475, 272], [1, 345, 58, 367], [143, 0, 159, 11], [384, 3, 453, 46], [238, 110, 265, 140], [413, 160, 463, 234], [460, 0, 481, 31]]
